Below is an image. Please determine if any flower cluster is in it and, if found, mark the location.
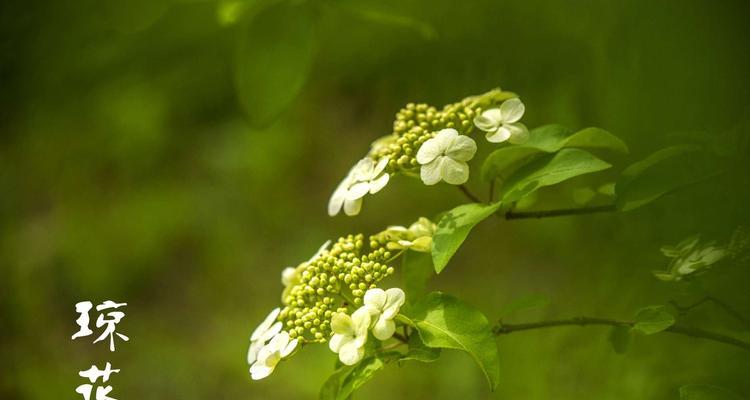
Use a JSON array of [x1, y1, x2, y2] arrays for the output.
[[247, 217, 435, 379], [329, 88, 529, 216], [653, 235, 728, 281]]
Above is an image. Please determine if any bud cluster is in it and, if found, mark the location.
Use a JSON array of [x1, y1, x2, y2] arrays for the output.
[[278, 234, 396, 342], [369, 88, 517, 176]]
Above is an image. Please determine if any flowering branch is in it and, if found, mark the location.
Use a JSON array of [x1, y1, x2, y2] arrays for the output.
[[493, 316, 750, 351]]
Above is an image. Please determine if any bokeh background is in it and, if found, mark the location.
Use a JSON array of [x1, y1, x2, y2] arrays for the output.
[[2, 0, 750, 398]]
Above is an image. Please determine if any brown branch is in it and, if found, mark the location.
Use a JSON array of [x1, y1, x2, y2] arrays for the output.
[[504, 204, 617, 220], [458, 184, 482, 203], [494, 316, 750, 351]]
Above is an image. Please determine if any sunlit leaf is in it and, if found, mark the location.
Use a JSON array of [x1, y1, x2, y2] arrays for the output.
[[431, 202, 501, 273], [615, 145, 719, 211], [632, 305, 675, 334], [400, 332, 441, 363], [481, 146, 542, 182], [404, 292, 500, 391], [234, 2, 317, 127], [319, 353, 400, 400], [679, 384, 745, 400], [561, 127, 629, 154], [402, 249, 434, 302], [524, 124, 574, 152], [502, 149, 612, 202]]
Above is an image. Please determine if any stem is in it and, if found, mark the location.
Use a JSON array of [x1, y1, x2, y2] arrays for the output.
[[392, 332, 409, 343], [670, 297, 750, 329], [505, 204, 617, 220], [488, 180, 496, 203], [458, 184, 482, 203], [494, 316, 750, 351]]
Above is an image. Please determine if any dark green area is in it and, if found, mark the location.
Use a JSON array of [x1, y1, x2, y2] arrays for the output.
[[1, 0, 749, 398]]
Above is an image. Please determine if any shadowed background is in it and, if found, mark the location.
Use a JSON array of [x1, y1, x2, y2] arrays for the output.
[[1, 0, 749, 398]]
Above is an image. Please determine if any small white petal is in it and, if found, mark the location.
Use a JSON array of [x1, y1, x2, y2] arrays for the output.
[[260, 322, 283, 342], [440, 158, 470, 185], [251, 308, 281, 341], [434, 128, 459, 142], [499, 98, 525, 123], [343, 198, 363, 216], [420, 159, 443, 185], [351, 158, 375, 181], [329, 333, 348, 353], [331, 313, 354, 336], [372, 317, 396, 341], [328, 186, 347, 216], [446, 135, 477, 162], [363, 288, 387, 310], [505, 123, 529, 144], [481, 108, 504, 122], [382, 288, 406, 319], [281, 267, 297, 287], [351, 307, 372, 336], [368, 173, 390, 194], [250, 363, 274, 380], [473, 114, 499, 132], [281, 338, 299, 358], [346, 182, 370, 200], [416, 137, 442, 164], [338, 341, 365, 366], [373, 157, 390, 175], [486, 126, 512, 143], [247, 341, 263, 365]]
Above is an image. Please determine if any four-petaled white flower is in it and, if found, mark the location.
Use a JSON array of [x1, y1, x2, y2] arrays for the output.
[[328, 157, 390, 217], [249, 330, 299, 380], [363, 288, 406, 340], [328, 307, 371, 365], [247, 308, 282, 365], [473, 98, 529, 144], [416, 129, 477, 186]]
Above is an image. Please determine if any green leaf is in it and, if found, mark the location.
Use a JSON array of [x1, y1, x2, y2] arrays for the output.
[[400, 332, 441, 363], [431, 202, 501, 273], [402, 250, 434, 302], [342, 5, 437, 40], [615, 145, 717, 211], [608, 325, 631, 354], [632, 305, 676, 335], [404, 292, 501, 391], [524, 124, 574, 152], [319, 353, 400, 400], [498, 293, 551, 318], [234, 2, 317, 127], [561, 127, 629, 154], [481, 146, 542, 183], [502, 148, 612, 202], [679, 384, 745, 400]]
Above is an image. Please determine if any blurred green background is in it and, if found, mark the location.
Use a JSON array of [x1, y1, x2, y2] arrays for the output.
[[2, 0, 749, 398]]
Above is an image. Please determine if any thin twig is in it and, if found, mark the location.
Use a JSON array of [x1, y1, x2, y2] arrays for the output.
[[494, 316, 750, 351], [392, 332, 409, 343], [670, 297, 750, 329], [458, 184, 482, 203], [488, 180, 496, 203], [505, 204, 617, 220]]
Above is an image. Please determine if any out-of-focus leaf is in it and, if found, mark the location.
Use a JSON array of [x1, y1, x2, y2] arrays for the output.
[[615, 145, 719, 211], [234, 2, 317, 127], [632, 305, 675, 334], [343, 5, 437, 40], [431, 202, 501, 273], [502, 149, 612, 202], [561, 127, 629, 154], [402, 249, 434, 302], [679, 384, 745, 400], [524, 124, 574, 152], [403, 292, 500, 391], [498, 293, 551, 318], [608, 325, 631, 354], [319, 353, 400, 400]]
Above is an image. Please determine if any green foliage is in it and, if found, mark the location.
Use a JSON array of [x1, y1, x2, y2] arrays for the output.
[[498, 293, 551, 318], [400, 332, 441, 363], [608, 325, 632, 354], [501, 148, 612, 202], [615, 145, 718, 211], [234, 2, 317, 127], [431, 202, 501, 273], [679, 384, 745, 400], [403, 292, 501, 391], [319, 352, 401, 400], [632, 306, 676, 335], [339, 4, 437, 40], [401, 249, 434, 302]]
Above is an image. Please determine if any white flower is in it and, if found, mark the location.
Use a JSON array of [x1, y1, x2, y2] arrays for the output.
[[247, 308, 282, 365], [328, 157, 390, 217], [249, 331, 299, 380], [473, 98, 529, 144], [416, 129, 477, 186], [363, 288, 405, 341], [378, 218, 436, 252], [328, 307, 371, 365]]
